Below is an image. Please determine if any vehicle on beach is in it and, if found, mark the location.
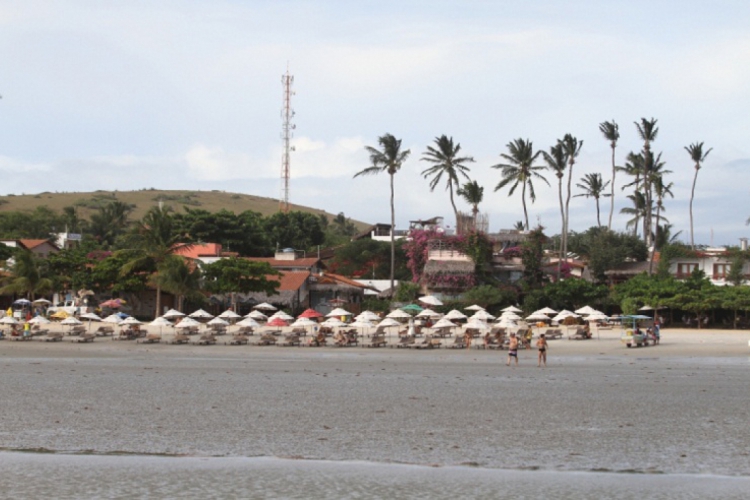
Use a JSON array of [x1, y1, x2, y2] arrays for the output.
[[619, 314, 656, 348], [47, 300, 92, 316]]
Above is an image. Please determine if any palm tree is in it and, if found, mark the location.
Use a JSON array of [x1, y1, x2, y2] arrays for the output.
[[575, 173, 611, 227], [598, 120, 619, 229], [635, 118, 659, 246], [354, 133, 411, 295], [0, 250, 54, 300], [685, 142, 712, 249], [151, 255, 203, 312], [89, 200, 134, 248], [560, 134, 583, 266], [456, 180, 484, 230], [618, 152, 645, 238], [492, 138, 548, 230], [120, 205, 193, 318], [542, 143, 567, 279], [649, 175, 675, 274], [421, 135, 474, 232], [620, 192, 648, 234]]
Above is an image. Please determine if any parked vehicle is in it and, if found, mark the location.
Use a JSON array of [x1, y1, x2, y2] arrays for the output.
[[47, 300, 92, 316]]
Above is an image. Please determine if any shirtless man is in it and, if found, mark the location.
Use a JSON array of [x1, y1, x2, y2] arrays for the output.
[[536, 333, 548, 367], [506, 332, 519, 367]]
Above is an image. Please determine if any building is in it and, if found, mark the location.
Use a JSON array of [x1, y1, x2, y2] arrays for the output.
[[0, 239, 60, 259], [668, 247, 747, 286]]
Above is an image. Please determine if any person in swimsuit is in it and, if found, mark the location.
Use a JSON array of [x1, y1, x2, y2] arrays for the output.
[[536, 333, 548, 367], [506, 332, 519, 367]]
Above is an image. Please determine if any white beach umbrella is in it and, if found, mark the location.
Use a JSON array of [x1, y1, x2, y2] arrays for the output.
[[291, 317, 316, 328], [526, 313, 551, 322], [246, 310, 268, 320], [321, 317, 347, 328], [150, 316, 173, 327], [349, 320, 373, 331], [269, 311, 294, 321], [218, 309, 242, 319], [121, 317, 142, 325], [175, 317, 201, 329], [418, 295, 443, 306], [586, 313, 609, 322], [0, 316, 18, 325], [208, 317, 229, 326], [326, 307, 352, 317], [464, 304, 485, 311], [575, 305, 600, 315], [358, 310, 380, 320], [470, 310, 495, 321], [386, 309, 412, 319], [496, 319, 517, 327], [376, 317, 401, 328], [28, 316, 51, 325], [236, 317, 260, 328], [32, 298, 52, 305], [61, 316, 82, 326], [444, 309, 468, 320], [534, 307, 558, 315], [416, 308, 441, 318], [462, 319, 490, 331], [253, 302, 277, 311], [188, 309, 214, 319], [502, 305, 523, 313], [80, 312, 102, 321], [499, 312, 521, 320], [163, 309, 185, 319], [432, 318, 457, 329], [101, 314, 123, 325]]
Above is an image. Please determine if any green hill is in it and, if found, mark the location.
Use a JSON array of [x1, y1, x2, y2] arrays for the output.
[[0, 189, 369, 229]]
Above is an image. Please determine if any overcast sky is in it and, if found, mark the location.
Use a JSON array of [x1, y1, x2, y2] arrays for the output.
[[1, 1, 749, 245]]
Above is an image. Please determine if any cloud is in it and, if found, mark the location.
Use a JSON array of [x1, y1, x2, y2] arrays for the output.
[[0, 155, 51, 173]]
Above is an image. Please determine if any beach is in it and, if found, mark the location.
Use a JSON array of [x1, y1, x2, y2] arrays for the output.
[[1, 327, 749, 498]]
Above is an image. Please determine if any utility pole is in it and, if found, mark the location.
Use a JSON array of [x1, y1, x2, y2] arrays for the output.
[[280, 67, 295, 212]]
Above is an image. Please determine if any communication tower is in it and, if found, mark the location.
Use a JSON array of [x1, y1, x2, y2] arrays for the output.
[[280, 67, 295, 212]]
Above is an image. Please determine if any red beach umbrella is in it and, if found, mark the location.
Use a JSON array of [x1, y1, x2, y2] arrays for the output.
[[298, 308, 323, 319], [266, 317, 288, 327]]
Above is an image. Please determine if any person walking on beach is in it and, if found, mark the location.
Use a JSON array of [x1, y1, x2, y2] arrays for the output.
[[506, 332, 519, 367], [536, 333, 548, 367]]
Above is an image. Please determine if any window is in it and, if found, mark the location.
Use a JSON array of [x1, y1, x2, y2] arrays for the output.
[[713, 263, 730, 279], [677, 263, 698, 278]]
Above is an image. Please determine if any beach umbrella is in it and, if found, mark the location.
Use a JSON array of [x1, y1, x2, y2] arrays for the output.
[[28, 316, 51, 325], [355, 311, 380, 322], [321, 317, 347, 328], [32, 298, 52, 305], [462, 319, 490, 331], [253, 302, 277, 311], [246, 310, 268, 321], [236, 317, 260, 328], [376, 317, 401, 328], [266, 317, 289, 327], [80, 312, 102, 321], [13, 298, 32, 306], [208, 317, 229, 326], [470, 310, 495, 321], [500, 311, 521, 319], [149, 316, 173, 335], [100, 298, 126, 308], [501, 305, 523, 313], [61, 316, 82, 326], [386, 309, 412, 319], [121, 317, 142, 325], [326, 307, 352, 317], [444, 309, 468, 320], [175, 317, 201, 329], [269, 311, 294, 321], [418, 295, 443, 306], [291, 317, 316, 328], [586, 313, 609, 322], [400, 304, 424, 314], [349, 320, 372, 331], [102, 314, 123, 324], [416, 308, 441, 318], [432, 318, 457, 329], [298, 308, 323, 319], [575, 305, 601, 315], [218, 309, 242, 320], [464, 304, 485, 311], [188, 309, 214, 319], [526, 313, 551, 322], [0, 316, 18, 325], [50, 310, 69, 319], [163, 309, 185, 319], [534, 307, 558, 315]]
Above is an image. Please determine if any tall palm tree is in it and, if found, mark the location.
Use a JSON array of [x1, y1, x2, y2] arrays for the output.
[[685, 142, 712, 249], [89, 200, 134, 248], [0, 250, 54, 300], [620, 192, 648, 234], [421, 135, 474, 232], [542, 143, 567, 279], [456, 180, 484, 230], [618, 152, 645, 238], [649, 175, 675, 274], [492, 138, 548, 230], [635, 118, 659, 247], [354, 133, 411, 295], [151, 255, 203, 312], [598, 120, 619, 229], [560, 134, 583, 267], [120, 205, 193, 318], [575, 173, 611, 227]]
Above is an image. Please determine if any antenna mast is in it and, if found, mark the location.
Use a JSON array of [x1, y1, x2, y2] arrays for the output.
[[280, 67, 295, 212]]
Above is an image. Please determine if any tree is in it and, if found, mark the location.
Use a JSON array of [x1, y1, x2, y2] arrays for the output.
[[599, 120, 620, 229], [150, 255, 204, 312], [354, 133, 411, 296], [685, 142, 712, 249], [120, 205, 192, 318], [575, 173, 611, 227], [566, 227, 647, 283], [635, 118, 659, 247], [421, 135, 474, 231], [457, 180, 484, 229], [618, 152, 645, 238], [264, 211, 326, 251], [493, 138, 548, 230], [560, 134, 583, 268], [462, 284, 516, 310], [174, 208, 270, 256], [649, 174, 674, 274], [0, 250, 54, 300], [88, 201, 134, 248], [202, 257, 280, 310], [520, 226, 547, 290], [542, 143, 568, 279], [329, 238, 409, 280]]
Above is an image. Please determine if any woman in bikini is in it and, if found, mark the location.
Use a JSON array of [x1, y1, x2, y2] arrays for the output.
[[536, 333, 548, 367]]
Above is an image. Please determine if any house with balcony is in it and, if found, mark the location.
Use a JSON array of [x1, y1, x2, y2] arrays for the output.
[[669, 247, 748, 285]]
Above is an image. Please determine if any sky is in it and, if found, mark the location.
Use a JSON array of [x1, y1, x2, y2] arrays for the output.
[[1, 0, 749, 246]]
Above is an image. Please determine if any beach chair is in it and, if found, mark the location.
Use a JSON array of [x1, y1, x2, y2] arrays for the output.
[[409, 335, 434, 349], [257, 333, 278, 346], [95, 325, 115, 336], [73, 334, 95, 343], [40, 332, 63, 342], [194, 334, 216, 345], [280, 333, 302, 346], [69, 325, 86, 336], [362, 333, 387, 348], [518, 329, 533, 349], [171, 334, 189, 344], [428, 336, 443, 349], [227, 334, 249, 345], [137, 334, 161, 344], [237, 326, 255, 336], [546, 328, 563, 340], [395, 335, 415, 348], [448, 335, 466, 349], [568, 326, 590, 340]]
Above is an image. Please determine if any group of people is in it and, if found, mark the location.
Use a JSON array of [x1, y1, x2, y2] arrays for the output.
[[505, 332, 548, 368]]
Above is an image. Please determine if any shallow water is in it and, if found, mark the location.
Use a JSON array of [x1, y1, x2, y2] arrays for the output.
[[1, 347, 748, 497]]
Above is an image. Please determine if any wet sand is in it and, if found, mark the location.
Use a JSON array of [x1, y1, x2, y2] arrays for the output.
[[1, 328, 749, 497]]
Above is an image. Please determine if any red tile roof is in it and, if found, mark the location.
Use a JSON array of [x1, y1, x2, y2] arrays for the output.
[[317, 272, 374, 289], [274, 271, 309, 291], [245, 257, 322, 269], [173, 243, 223, 259], [19, 239, 56, 250]]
